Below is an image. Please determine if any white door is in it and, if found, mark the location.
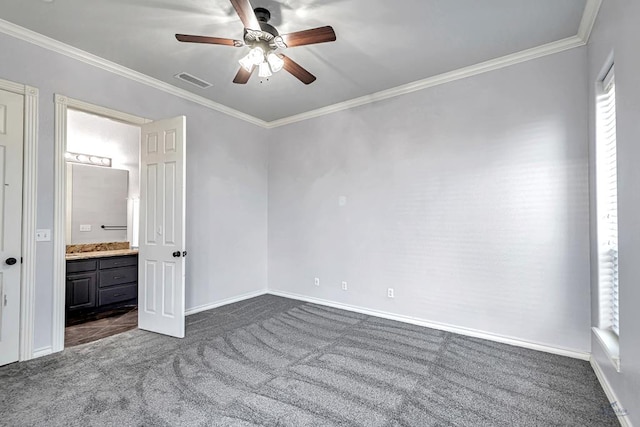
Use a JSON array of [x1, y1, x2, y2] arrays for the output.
[[138, 116, 186, 338], [0, 89, 24, 366]]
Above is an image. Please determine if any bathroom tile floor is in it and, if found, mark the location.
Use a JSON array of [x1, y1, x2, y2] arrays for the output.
[[65, 307, 138, 347]]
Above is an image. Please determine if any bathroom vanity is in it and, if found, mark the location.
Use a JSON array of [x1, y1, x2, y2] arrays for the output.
[[65, 249, 138, 325]]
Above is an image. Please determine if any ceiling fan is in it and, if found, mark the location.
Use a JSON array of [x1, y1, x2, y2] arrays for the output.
[[175, 0, 336, 85]]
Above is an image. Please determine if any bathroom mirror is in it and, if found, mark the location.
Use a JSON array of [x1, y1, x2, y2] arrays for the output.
[[66, 163, 129, 244]]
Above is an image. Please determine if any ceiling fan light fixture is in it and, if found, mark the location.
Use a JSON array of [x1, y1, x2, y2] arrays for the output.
[[239, 54, 254, 72], [248, 46, 265, 64], [239, 46, 265, 72], [258, 61, 272, 78], [267, 52, 284, 73]]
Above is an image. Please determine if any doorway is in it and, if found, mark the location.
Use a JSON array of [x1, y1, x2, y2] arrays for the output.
[[63, 109, 141, 347], [52, 95, 188, 353], [52, 97, 149, 352]]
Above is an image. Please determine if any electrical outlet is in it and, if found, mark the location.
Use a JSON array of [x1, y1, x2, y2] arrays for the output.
[[342, 281, 348, 291], [314, 277, 320, 286], [35, 229, 51, 242], [79, 224, 92, 232], [387, 288, 394, 298]]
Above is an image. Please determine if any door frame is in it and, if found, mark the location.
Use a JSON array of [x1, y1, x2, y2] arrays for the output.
[[52, 95, 150, 353], [0, 78, 39, 361]]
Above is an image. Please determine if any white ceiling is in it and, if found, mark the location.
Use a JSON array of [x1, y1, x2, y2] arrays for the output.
[[0, 0, 588, 122]]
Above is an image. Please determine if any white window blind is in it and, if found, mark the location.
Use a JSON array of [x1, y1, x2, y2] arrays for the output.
[[596, 65, 619, 336]]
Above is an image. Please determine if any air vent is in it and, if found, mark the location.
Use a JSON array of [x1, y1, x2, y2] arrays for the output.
[[174, 72, 212, 89]]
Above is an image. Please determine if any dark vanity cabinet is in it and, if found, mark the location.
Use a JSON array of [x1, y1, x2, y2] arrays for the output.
[[66, 254, 138, 323], [66, 271, 97, 310]]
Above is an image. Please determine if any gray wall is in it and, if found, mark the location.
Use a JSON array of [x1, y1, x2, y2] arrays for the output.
[[0, 32, 268, 351], [588, 1, 640, 424], [268, 48, 591, 353]]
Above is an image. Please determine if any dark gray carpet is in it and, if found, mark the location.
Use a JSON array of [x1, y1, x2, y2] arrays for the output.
[[0, 295, 618, 426]]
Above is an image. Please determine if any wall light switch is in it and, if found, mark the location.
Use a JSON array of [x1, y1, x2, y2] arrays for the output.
[[79, 224, 92, 232], [314, 277, 320, 286], [35, 229, 51, 242]]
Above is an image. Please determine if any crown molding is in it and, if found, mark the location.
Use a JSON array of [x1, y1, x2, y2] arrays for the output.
[[578, 0, 603, 43], [265, 35, 585, 128], [1, 0, 597, 130], [0, 18, 269, 128]]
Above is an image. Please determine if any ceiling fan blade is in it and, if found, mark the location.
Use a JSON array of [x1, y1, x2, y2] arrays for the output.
[[175, 34, 243, 47], [281, 55, 316, 85], [230, 0, 261, 30], [280, 26, 336, 48], [233, 66, 254, 84]]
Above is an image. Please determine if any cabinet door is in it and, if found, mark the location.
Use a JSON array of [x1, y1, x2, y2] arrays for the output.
[[66, 272, 97, 311]]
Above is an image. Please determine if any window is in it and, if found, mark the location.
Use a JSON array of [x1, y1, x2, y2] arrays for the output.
[[594, 64, 620, 370], [596, 65, 619, 335]]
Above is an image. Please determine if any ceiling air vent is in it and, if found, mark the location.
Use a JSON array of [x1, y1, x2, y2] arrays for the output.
[[174, 72, 212, 89]]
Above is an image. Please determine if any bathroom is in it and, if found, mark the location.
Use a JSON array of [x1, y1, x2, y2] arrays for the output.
[[64, 109, 141, 346]]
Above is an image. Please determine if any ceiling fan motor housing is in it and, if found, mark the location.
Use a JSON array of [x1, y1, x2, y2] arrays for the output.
[[254, 7, 271, 23], [258, 21, 279, 37], [243, 8, 282, 50], [244, 8, 279, 40]]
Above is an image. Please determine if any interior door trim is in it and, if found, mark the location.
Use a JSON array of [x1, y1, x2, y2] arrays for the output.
[[52, 95, 150, 353], [0, 78, 39, 362]]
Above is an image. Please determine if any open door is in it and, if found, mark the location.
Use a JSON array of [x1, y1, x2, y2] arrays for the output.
[[138, 116, 186, 338]]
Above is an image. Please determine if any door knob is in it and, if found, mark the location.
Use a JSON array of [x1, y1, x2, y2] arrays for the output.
[[5, 257, 17, 265], [172, 251, 181, 257]]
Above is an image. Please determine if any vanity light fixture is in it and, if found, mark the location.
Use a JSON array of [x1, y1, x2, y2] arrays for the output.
[[65, 152, 112, 167]]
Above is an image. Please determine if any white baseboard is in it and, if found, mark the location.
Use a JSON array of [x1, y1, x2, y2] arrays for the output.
[[590, 357, 634, 427], [267, 290, 591, 361], [31, 346, 53, 359], [185, 290, 268, 316]]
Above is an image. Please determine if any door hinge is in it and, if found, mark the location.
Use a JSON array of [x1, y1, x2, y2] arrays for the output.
[[3, 294, 7, 307]]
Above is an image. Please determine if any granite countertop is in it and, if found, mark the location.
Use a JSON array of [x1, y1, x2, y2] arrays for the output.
[[65, 249, 139, 261]]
